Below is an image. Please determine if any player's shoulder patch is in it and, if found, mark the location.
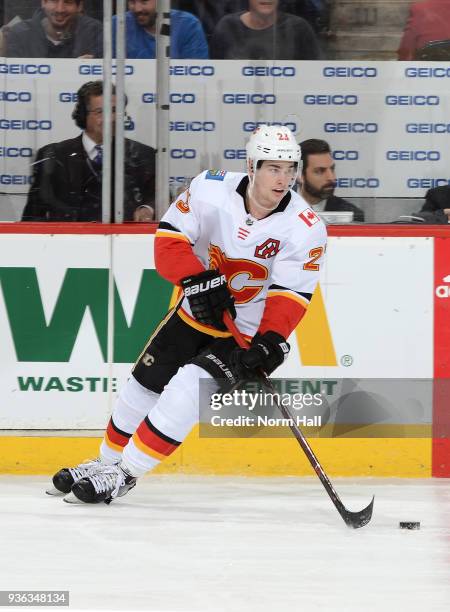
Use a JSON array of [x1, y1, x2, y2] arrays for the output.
[[175, 189, 190, 214], [205, 169, 227, 181], [298, 207, 321, 228]]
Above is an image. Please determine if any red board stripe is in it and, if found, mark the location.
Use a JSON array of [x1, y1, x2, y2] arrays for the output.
[[432, 237, 450, 477], [0, 222, 158, 234], [0, 223, 449, 237]]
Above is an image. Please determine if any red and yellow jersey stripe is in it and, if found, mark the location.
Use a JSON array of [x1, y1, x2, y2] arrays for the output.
[[155, 222, 205, 285], [258, 286, 311, 339]]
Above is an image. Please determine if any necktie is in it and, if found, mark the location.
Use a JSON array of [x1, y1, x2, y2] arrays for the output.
[[93, 144, 103, 166]]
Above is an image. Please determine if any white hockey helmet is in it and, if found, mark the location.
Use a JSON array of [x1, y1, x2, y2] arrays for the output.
[[246, 124, 301, 174]]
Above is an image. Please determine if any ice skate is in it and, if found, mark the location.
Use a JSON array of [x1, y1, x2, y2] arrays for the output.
[[46, 458, 106, 496], [64, 464, 136, 504]]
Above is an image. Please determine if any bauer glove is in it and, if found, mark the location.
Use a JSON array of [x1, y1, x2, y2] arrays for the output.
[[181, 269, 236, 331], [230, 331, 290, 379]]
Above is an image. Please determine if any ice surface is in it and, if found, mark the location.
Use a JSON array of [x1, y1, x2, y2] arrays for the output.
[[0, 476, 449, 611]]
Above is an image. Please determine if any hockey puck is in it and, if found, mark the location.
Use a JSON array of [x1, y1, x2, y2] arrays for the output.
[[399, 521, 420, 530]]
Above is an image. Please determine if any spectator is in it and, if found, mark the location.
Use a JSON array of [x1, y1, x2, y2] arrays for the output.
[[416, 186, 450, 223], [398, 0, 450, 60], [22, 81, 156, 223], [112, 0, 209, 59], [173, 0, 328, 35], [210, 0, 321, 60], [4, 0, 102, 58], [297, 139, 364, 222]]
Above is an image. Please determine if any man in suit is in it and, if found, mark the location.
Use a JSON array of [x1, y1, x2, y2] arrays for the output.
[[22, 80, 156, 222], [297, 138, 365, 222], [398, 0, 450, 60], [417, 185, 450, 223], [5, 0, 102, 58]]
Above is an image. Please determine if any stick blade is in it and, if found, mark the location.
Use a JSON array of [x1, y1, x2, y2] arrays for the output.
[[342, 496, 375, 529]]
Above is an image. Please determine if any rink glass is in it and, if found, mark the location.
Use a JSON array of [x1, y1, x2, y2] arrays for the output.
[[0, 1, 445, 223]]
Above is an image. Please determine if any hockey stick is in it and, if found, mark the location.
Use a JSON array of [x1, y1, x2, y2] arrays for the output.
[[223, 311, 374, 529]]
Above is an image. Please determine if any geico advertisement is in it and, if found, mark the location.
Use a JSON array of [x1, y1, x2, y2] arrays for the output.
[[2, 60, 450, 211], [0, 233, 433, 429]]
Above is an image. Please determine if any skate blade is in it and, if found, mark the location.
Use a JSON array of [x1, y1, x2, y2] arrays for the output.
[[63, 492, 84, 504], [45, 486, 66, 496]]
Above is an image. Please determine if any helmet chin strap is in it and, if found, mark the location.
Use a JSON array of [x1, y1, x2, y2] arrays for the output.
[[247, 159, 256, 189]]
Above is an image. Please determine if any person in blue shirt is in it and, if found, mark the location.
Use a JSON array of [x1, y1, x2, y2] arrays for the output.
[[113, 0, 209, 59]]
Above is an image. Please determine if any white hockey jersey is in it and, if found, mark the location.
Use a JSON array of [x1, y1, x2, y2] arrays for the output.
[[155, 170, 327, 340]]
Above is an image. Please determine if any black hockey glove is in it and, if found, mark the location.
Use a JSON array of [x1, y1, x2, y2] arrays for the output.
[[181, 269, 236, 331], [230, 331, 290, 379]]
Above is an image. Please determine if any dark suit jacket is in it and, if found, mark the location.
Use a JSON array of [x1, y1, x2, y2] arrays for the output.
[[421, 185, 450, 211], [324, 195, 365, 222], [22, 134, 156, 222], [5, 9, 103, 58]]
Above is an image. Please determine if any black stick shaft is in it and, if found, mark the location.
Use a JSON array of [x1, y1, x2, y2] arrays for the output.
[[257, 373, 348, 516], [223, 312, 374, 528]]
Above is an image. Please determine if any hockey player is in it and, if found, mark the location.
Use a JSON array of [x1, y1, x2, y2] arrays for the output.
[[49, 124, 327, 504]]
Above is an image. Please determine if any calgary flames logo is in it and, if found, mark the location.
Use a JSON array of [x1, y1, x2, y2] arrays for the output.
[[175, 190, 190, 214], [208, 244, 268, 303]]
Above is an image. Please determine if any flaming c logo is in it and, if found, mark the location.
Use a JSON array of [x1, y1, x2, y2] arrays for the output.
[[208, 243, 268, 304], [169, 243, 337, 366]]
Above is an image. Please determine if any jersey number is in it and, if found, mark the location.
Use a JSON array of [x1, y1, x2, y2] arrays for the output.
[[303, 247, 324, 271], [277, 132, 289, 141]]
